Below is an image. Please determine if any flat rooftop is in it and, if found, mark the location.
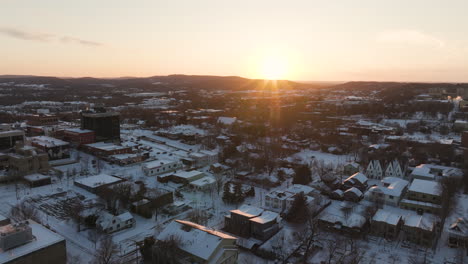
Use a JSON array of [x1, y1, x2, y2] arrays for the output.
[[74, 174, 122, 188], [0, 220, 65, 263]]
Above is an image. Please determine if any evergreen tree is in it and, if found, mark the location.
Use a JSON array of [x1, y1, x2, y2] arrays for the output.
[[222, 182, 232, 203], [285, 193, 309, 223], [293, 165, 312, 185], [233, 182, 244, 203]]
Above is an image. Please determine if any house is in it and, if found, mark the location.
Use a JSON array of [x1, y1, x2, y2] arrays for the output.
[[343, 162, 360, 175], [23, 173, 52, 187], [448, 218, 468, 248], [400, 179, 442, 215], [370, 209, 403, 240], [364, 177, 409, 206], [409, 164, 463, 181], [0, 220, 66, 264], [264, 184, 316, 213], [30, 136, 70, 160], [157, 220, 238, 264], [330, 189, 344, 200], [402, 214, 438, 248], [143, 159, 182, 177], [342, 172, 368, 191], [366, 160, 383, 180], [130, 186, 173, 218], [74, 174, 125, 194], [96, 211, 135, 233], [317, 201, 367, 237], [224, 205, 281, 241], [384, 160, 405, 179], [343, 187, 363, 202]]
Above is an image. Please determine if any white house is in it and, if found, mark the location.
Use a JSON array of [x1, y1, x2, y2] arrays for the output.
[[188, 150, 218, 168], [96, 211, 135, 233], [365, 177, 409, 206], [366, 160, 383, 180], [264, 184, 317, 213], [143, 159, 182, 176]]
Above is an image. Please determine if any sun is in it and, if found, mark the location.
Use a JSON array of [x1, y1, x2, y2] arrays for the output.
[[259, 56, 288, 80]]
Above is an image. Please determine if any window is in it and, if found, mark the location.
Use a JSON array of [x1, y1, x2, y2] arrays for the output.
[[389, 195, 394, 200]]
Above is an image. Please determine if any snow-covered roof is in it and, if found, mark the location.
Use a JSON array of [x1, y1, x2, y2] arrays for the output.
[[286, 184, 315, 195], [250, 210, 280, 224], [231, 205, 264, 218], [97, 211, 133, 230], [318, 202, 366, 229], [404, 214, 435, 231], [23, 173, 51, 182], [368, 177, 409, 197], [144, 159, 178, 169], [344, 172, 368, 184], [408, 179, 441, 196], [172, 170, 204, 180], [85, 142, 129, 151], [189, 176, 215, 187], [448, 218, 468, 238], [0, 220, 65, 263], [217, 116, 237, 125], [372, 209, 402, 225], [344, 187, 363, 197], [157, 220, 236, 261], [31, 136, 69, 147], [65, 128, 93, 134], [411, 164, 463, 180], [74, 174, 122, 188]]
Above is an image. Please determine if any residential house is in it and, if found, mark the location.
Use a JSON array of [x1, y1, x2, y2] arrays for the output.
[[365, 177, 409, 206], [400, 179, 442, 215], [366, 160, 383, 180], [96, 211, 135, 233], [343, 187, 363, 202], [342, 172, 368, 192], [224, 205, 281, 241], [343, 162, 360, 175], [384, 160, 405, 179], [402, 214, 438, 248], [370, 209, 403, 239], [448, 218, 468, 248], [157, 220, 238, 264]]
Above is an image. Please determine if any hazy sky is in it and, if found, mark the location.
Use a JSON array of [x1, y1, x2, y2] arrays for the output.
[[1, 0, 468, 82]]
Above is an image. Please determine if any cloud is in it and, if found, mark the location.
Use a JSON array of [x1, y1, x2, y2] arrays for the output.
[[0, 27, 54, 42], [0, 26, 102, 47], [377, 30, 444, 48], [60, 36, 102, 46]]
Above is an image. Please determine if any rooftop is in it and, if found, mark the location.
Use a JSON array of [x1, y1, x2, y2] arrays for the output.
[[74, 174, 123, 188], [408, 179, 441, 196]]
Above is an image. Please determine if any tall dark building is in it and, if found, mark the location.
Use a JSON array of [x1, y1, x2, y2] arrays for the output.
[[81, 111, 120, 142]]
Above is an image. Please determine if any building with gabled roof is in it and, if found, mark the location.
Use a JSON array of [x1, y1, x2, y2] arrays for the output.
[[366, 160, 383, 180], [365, 177, 409, 206], [157, 220, 238, 264], [342, 172, 368, 191], [448, 218, 468, 248]]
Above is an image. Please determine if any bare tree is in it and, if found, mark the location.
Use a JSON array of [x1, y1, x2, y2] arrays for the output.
[[67, 253, 82, 264], [10, 200, 41, 223], [151, 235, 182, 264], [94, 235, 120, 264]]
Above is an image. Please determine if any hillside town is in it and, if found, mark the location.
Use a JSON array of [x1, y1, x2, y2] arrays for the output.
[[0, 77, 468, 264]]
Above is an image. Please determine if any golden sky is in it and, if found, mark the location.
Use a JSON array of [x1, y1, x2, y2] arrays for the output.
[[1, 0, 468, 82]]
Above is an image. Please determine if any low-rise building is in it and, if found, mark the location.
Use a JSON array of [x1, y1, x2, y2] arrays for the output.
[[365, 177, 409, 206], [30, 136, 70, 160], [366, 160, 383, 180], [143, 159, 182, 177], [448, 218, 468, 248], [82, 142, 132, 157], [224, 205, 281, 241], [370, 209, 403, 240], [342, 172, 368, 191], [74, 174, 125, 194], [157, 220, 238, 264], [400, 179, 442, 214], [7, 144, 50, 177], [0, 220, 66, 264], [402, 214, 438, 248], [0, 130, 24, 150], [63, 128, 95, 146]]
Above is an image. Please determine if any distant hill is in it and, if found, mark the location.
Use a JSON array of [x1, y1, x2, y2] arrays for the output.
[[0, 74, 326, 91]]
